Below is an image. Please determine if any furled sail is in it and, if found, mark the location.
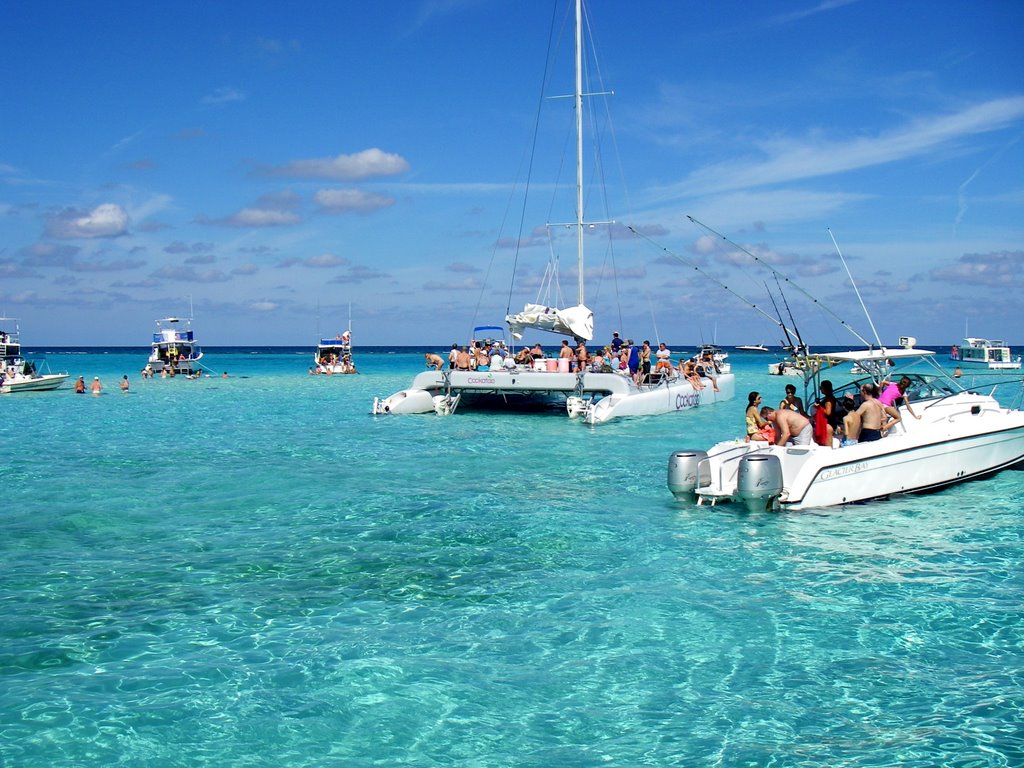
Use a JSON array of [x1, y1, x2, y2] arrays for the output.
[[506, 303, 593, 342]]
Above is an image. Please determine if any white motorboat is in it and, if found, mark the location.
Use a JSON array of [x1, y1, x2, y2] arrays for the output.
[[315, 330, 356, 375], [372, 0, 734, 423], [736, 343, 769, 352], [147, 317, 203, 376], [950, 338, 1021, 370], [0, 320, 68, 393], [668, 337, 1024, 510]]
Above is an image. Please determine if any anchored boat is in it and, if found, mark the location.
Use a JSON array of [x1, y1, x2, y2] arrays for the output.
[[669, 337, 1024, 511], [950, 338, 1021, 370], [372, 0, 734, 423], [0, 319, 68, 393], [147, 317, 203, 377]]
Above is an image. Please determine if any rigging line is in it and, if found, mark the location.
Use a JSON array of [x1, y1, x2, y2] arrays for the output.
[[647, 293, 660, 345], [627, 225, 800, 342], [687, 215, 873, 348], [828, 228, 883, 350]]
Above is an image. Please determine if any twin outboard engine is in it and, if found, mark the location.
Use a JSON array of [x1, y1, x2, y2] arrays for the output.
[[736, 454, 783, 511], [667, 450, 710, 498]]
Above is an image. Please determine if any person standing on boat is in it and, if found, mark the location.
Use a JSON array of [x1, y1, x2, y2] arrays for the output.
[[851, 383, 901, 442], [610, 332, 624, 355], [559, 340, 575, 370], [575, 340, 589, 372], [448, 344, 459, 370]]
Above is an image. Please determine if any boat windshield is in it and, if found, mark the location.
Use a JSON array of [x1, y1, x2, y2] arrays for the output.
[[829, 373, 958, 404]]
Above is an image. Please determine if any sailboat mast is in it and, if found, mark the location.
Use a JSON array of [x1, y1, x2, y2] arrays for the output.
[[574, 0, 585, 307]]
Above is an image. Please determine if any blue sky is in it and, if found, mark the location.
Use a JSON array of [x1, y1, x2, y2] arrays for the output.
[[2, 0, 1022, 348]]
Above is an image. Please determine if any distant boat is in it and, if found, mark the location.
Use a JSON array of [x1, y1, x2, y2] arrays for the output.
[[736, 343, 769, 352], [147, 317, 203, 376], [0, 319, 68, 393], [949, 338, 1021, 370], [315, 329, 357, 375]]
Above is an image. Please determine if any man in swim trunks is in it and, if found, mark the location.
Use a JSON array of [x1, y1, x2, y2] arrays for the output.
[[853, 383, 900, 442], [761, 406, 813, 446]]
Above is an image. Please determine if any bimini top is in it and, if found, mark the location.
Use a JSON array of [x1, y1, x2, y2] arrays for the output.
[[818, 347, 935, 364]]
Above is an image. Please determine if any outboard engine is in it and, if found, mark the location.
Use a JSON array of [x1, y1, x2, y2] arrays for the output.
[[667, 450, 710, 498], [736, 454, 783, 512], [433, 394, 459, 416], [566, 396, 588, 419]]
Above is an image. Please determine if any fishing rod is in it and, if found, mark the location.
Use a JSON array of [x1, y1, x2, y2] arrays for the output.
[[686, 216, 874, 348], [766, 280, 796, 352], [828, 228, 883, 350], [627, 225, 801, 342], [774, 274, 807, 355]]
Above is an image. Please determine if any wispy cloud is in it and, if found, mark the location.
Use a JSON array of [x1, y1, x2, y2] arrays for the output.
[[202, 87, 247, 105], [674, 97, 1024, 197], [769, 0, 861, 26]]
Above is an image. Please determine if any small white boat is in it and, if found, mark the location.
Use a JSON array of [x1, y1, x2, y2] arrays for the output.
[[736, 343, 769, 352], [147, 317, 203, 376], [0, 320, 68, 393], [694, 344, 731, 374], [669, 337, 1024, 511], [315, 330, 357, 375], [768, 357, 819, 376], [950, 338, 1021, 370]]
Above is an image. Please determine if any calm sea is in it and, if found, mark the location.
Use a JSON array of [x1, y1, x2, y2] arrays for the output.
[[3, 346, 1022, 767]]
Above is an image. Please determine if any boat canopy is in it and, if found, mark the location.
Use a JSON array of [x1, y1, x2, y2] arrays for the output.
[[505, 303, 593, 343], [819, 347, 935, 364]]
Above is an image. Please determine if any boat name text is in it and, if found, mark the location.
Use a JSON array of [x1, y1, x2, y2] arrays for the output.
[[819, 462, 868, 481]]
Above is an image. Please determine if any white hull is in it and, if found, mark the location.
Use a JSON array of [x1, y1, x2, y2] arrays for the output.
[[1, 373, 68, 393], [675, 392, 1024, 510], [950, 338, 1021, 369], [373, 367, 735, 422]]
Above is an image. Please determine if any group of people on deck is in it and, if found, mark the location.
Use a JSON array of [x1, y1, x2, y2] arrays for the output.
[[746, 376, 920, 448], [425, 331, 719, 391]]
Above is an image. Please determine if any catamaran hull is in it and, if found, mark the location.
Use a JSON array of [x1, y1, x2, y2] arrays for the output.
[[1, 373, 68, 393], [674, 394, 1024, 510], [583, 374, 735, 423], [372, 369, 735, 422]]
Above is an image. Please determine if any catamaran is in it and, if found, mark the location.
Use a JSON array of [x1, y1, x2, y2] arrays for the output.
[[372, 0, 734, 423]]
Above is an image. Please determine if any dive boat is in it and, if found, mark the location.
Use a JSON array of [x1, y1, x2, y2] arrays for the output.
[[0, 320, 68, 393], [950, 338, 1021, 370], [372, 0, 734, 423], [315, 330, 356, 375], [668, 337, 1024, 511], [147, 317, 203, 376]]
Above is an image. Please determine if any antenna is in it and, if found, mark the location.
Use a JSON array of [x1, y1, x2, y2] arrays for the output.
[[827, 228, 882, 349]]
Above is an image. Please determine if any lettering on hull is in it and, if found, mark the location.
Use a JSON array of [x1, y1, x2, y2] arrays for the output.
[[819, 462, 868, 481], [675, 393, 701, 411]]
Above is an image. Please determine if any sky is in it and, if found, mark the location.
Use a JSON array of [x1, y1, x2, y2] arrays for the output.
[[2, 0, 1022, 349]]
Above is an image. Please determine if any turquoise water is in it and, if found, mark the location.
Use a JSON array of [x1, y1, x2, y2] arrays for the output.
[[3, 348, 1023, 767]]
